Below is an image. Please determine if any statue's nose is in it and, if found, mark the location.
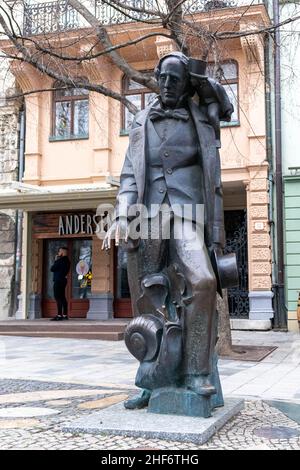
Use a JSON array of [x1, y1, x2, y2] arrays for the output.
[[165, 76, 171, 88]]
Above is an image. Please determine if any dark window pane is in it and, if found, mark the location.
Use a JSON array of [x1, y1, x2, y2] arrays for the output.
[[74, 99, 89, 136], [223, 83, 238, 122], [55, 101, 71, 137], [116, 247, 130, 299], [221, 62, 237, 80], [145, 92, 156, 107], [73, 88, 89, 96], [128, 79, 145, 91], [124, 94, 142, 131], [55, 87, 74, 98], [55, 87, 89, 98], [207, 62, 237, 81]]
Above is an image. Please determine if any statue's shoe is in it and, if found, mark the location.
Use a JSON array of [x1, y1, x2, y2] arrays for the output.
[[124, 389, 151, 410], [185, 375, 216, 396]]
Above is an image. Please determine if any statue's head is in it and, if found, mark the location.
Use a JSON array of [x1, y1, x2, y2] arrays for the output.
[[155, 52, 192, 109]]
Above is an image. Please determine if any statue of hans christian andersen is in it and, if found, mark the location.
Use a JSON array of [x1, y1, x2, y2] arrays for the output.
[[103, 52, 238, 418]]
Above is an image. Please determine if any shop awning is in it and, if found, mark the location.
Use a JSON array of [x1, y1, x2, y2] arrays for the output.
[[0, 182, 119, 212]]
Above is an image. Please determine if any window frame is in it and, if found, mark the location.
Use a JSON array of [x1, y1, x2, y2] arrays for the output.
[[121, 72, 155, 135], [207, 59, 239, 127], [50, 82, 89, 141]]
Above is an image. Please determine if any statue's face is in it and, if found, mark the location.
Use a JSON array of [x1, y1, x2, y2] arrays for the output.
[[158, 57, 189, 109]]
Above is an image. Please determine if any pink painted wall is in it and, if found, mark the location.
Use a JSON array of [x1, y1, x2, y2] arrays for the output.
[[22, 49, 266, 187]]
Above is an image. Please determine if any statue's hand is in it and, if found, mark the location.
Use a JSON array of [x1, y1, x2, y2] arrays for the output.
[[102, 219, 129, 251]]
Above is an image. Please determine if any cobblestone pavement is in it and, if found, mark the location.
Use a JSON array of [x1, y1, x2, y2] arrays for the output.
[[0, 378, 101, 395], [0, 331, 299, 449], [0, 379, 299, 450], [0, 331, 299, 400]]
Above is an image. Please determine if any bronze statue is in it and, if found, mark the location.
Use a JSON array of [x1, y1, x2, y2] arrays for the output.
[[103, 52, 238, 418]]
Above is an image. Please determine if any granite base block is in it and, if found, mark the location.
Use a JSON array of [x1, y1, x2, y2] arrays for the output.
[[86, 293, 113, 320], [63, 398, 244, 444]]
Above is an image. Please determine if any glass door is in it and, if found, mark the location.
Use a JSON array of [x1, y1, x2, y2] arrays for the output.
[[42, 238, 92, 318], [69, 239, 92, 317]]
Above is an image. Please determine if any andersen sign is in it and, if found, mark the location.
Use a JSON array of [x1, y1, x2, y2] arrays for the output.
[[58, 213, 100, 235]]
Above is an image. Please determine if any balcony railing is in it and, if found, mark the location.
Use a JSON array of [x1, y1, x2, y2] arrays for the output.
[[23, 1, 81, 35], [95, 0, 157, 25], [23, 0, 263, 36], [23, 0, 158, 35]]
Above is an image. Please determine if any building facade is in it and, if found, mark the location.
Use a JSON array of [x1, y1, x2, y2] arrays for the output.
[[0, 0, 275, 328], [280, 1, 300, 331], [0, 54, 21, 320]]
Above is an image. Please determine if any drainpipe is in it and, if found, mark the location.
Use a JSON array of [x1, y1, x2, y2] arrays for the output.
[[13, 109, 25, 316], [273, 0, 288, 330], [264, 35, 276, 285]]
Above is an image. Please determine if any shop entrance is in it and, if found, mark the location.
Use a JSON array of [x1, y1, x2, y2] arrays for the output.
[[42, 238, 93, 318], [224, 209, 249, 318]]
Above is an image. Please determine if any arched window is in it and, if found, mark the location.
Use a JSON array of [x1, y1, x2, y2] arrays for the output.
[[51, 82, 89, 140], [121, 73, 156, 133], [207, 60, 239, 124]]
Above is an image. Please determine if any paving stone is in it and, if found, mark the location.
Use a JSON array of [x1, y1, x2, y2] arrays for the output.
[[78, 394, 129, 410], [0, 419, 40, 429], [266, 400, 300, 425], [0, 407, 61, 418], [0, 389, 122, 405], [45, 400, 72, 407], [0, 379, 102, 395]]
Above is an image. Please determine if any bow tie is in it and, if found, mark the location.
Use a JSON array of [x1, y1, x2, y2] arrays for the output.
[[149, 108, 189, 122]]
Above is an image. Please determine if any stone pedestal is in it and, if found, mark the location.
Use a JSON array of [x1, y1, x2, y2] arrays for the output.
[[230, 318, 272, 330], [64, 398, 244, 445], [15, 294, 24, 319], [28, 293, 42, 319], [249, 290, 274, 318], [248, 290, 273, 329], [86, 293, 114, 320]]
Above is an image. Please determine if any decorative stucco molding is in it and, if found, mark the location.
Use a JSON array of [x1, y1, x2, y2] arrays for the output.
[[9, 61, 48, 93], [155, 36, 178, 59], [240, 22, 264, 64]]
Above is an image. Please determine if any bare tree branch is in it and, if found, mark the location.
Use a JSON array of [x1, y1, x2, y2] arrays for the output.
[[0, 85, 79, 103], [1, 0, 300, 118], [165, 0, 190, 54], [14, 31, 171, 63], [0, 12, 140, 114], [100, 0, 163, 22], [67, 0, 157, 89], [215, 13, 300, 39]]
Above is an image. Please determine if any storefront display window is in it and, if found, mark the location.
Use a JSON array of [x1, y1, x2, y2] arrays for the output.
[[72, 239, 93, 299]]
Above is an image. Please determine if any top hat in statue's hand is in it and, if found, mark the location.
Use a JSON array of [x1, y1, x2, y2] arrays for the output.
[[210, 247, 239, 298], [189, 58, 208, 80]]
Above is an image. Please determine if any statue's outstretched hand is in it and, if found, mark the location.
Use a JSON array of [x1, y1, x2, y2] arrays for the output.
[[102, 219, 129, 251]]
